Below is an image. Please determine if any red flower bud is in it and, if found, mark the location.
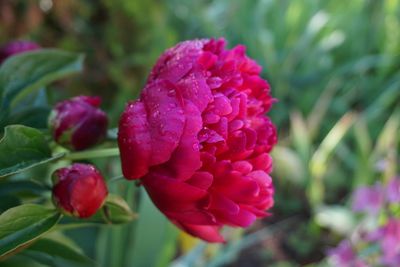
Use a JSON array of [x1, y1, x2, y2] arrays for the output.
[[52, 163, 108, 218], [0, 40, 40, 64], [49, 96, 108, 151]]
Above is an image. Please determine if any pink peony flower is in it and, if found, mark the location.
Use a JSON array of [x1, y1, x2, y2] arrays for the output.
[[0, 40, 40, 64], [48, 96, 108, 151], [52, 163, 108, 218], [118, 38, 277, 242]]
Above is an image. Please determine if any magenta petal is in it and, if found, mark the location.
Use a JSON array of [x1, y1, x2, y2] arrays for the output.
[[203, 38, 226, 55], [249, 153, 273, 172], [149, 40, 204, 83], [247, 170, 272, 187], [209, 192, 240, 215], [165, 210, 216, 225], [197, 51, 218, 69], [118, 101, 151, 179], [167, 101, 203, 180], [207, 77, 223, 89], [213, 117, 228, 140], [239, 57, 262, 75], [200, 128, 225, 144], [219, 207, 257, 227], [187, 171, 214, 190], [177, 70, 213, 112], [224, 45, 246, 61], [142, 172, 208, 212], [229, 119, 244, 132], [211, 93, 232, 116], [243, 127, 257, 149], [203, 113, 220, 124], [240, 204, 269, 217], [71, 110, 108, 151], [232, 161, 253, 174], [142, 80, 186, 165], [214, 172, 260, 202], [176, 223, 225, 243], [228, 130, 247, 153]]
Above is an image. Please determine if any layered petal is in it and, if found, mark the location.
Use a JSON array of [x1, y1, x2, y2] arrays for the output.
[[118, 101, 152, 179], [141, 80, 186, 165], [118, 38, 277, 243]]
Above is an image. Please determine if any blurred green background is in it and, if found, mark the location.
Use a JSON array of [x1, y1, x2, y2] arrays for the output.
[[1, 0, 399, 266]]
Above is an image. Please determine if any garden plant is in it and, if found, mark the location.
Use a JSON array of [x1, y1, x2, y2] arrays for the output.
[[0, 1, 399, 266]]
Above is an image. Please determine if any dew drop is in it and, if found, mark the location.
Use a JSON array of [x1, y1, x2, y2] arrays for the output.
[[159, 124, 166, 135], [168, 89, 176, 97], [152, 110, 160, 118], [192, 143, 199, 150]]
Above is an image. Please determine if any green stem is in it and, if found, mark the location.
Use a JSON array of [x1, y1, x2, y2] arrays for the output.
[[65, 147, 120, 161], [109, 175, 125, 183]]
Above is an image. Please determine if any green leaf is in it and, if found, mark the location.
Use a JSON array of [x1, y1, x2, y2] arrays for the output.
[[0, 254, 46, 267], [308, 112, 356, 208], [0, 180, 47, 197], [12, 87, 49, 112], [0, 180, 48, 213], [4, 88, 50, 129], [101, 194, 137, 224], [0, 195, 21, 213], [0, 49, 84, 122], [0, 125, 65, 178], [6, 106, 50, 129], [21, 238, 96, 267], [0, 204, 62, 259], [290, 111, 311, 163], [271, 146, 306, 185], [310, 112, 357, 179], [129, 189, 178, 267]]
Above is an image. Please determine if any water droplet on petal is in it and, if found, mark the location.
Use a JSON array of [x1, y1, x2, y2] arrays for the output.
[[192, 143, 199, 150], [167, 89, 176, 97]]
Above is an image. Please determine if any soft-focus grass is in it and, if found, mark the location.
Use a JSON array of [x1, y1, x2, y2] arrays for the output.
[[0, 0, 399, 266]]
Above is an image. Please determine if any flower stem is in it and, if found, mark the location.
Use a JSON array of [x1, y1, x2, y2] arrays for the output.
[[109, 175, 124, 182], [65, 147, 120, 161]]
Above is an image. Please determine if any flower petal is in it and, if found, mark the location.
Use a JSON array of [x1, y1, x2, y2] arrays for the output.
[[118, 101, 151, 179], [142, 80, 186, 165], [167, 101, 203, 180], [176, 223, 225, 243], [142, 172, 208, 212]]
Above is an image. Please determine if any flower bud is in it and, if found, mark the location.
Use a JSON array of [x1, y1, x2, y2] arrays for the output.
[[52, 163, 108, 218], [0, 40, 40, 64], [48, 96, 108, 151]]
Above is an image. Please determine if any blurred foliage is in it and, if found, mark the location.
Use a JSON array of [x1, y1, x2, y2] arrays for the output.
[[0, 0, 399, 266]]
